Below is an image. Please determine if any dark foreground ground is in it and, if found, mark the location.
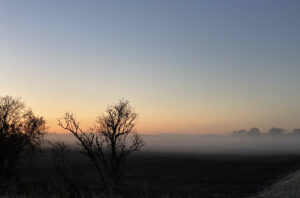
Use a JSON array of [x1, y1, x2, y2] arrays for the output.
[[20, 151, 300, 198], [123, 153, 300, 198]]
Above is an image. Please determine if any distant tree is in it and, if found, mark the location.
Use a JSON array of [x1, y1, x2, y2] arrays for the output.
[[58, 99, 144, 194], [292, 129, 300, 135], [248, 128, 262, 136], [231, 129, 247, 136], [0, 96, 46, 190], [268, 128, 285, 136]]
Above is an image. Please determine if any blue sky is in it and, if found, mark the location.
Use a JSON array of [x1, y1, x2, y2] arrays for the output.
[[0, 0, 299, 133]]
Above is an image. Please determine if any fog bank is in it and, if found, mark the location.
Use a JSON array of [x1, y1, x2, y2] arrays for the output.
[[46, 132, 300, 154]]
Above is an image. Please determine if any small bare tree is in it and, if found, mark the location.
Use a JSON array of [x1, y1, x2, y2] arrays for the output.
[[48, 140, 71, 197], [0, 96, 46, 191], [49, 140, 70, 180], [58, 99, 144, 193]]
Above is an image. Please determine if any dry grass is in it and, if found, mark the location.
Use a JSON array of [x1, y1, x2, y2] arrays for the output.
[[255, 169, 300, 198]]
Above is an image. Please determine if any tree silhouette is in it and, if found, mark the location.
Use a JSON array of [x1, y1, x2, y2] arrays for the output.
[[49, 140, 70, 181], [231, 129, 248, 136], [58, 99, 144, 194], [268, 128, 285, 136], [0, 96, 46, 191], [248, 128, 262, 136], [48, 140, 71, 197], [292, 129, 300, 135]]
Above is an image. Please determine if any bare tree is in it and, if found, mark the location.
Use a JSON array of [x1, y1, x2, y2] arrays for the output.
[[0, 96, 46, 190], [58, 99, 144, 194], [49, 140, 70, 180], [48, 140, 71, 197]]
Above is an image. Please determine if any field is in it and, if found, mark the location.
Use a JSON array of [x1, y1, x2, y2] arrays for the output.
[[123, 153, 300, 197], [20, 150, 300, 198]]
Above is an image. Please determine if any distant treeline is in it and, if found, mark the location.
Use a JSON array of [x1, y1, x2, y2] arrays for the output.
[[231, 127, 300, 136]]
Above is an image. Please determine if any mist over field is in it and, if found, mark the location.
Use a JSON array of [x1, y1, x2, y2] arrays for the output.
[[46, 131, 300, 154]]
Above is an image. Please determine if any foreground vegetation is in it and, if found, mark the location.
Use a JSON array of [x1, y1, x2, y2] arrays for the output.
[[0, 96, 144, 197], [2, 95, 300, 198], [2, 150, 300, 198], [255, 168, 300, 198]]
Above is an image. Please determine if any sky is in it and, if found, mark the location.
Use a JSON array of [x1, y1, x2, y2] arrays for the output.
[[0, 0, 299, 134]]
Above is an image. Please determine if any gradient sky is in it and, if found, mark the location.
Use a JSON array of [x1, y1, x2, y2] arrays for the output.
[[0, 0, 299, 134]]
